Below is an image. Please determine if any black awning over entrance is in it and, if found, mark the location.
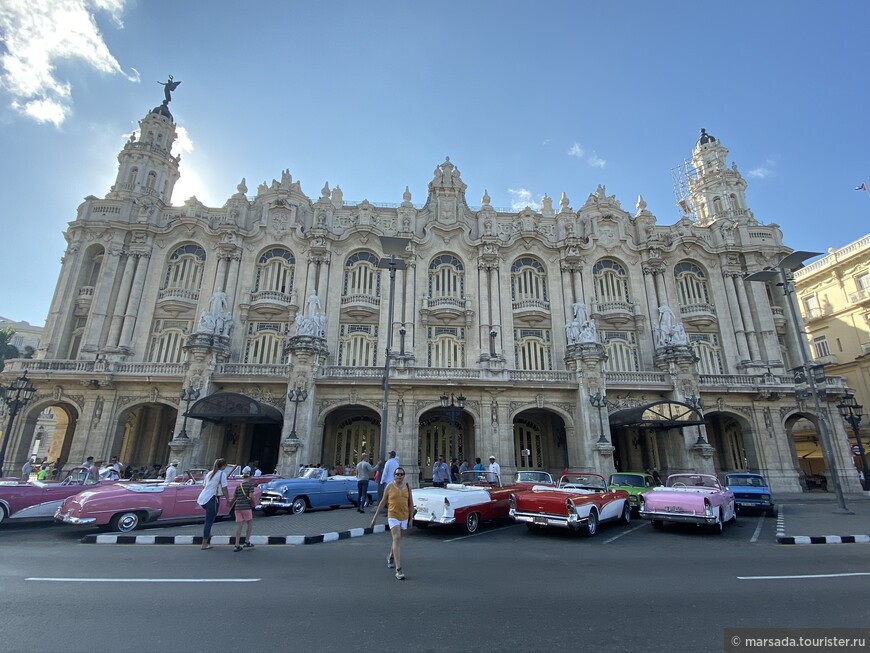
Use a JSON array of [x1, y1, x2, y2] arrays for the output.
[[185, 392, 283, 425], [608, 400, 705, 429]]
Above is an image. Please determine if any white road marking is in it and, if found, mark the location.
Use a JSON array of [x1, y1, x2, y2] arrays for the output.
[[602, 523, 647, 544], [443, 524, 518, 542], [737, 572, 870, 580], [27, 578, 261, 583], [750, 515, 765, 543]]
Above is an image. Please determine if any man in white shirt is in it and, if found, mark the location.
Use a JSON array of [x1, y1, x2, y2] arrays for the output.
[[241, 462, 252, 475], [378, 451, 399, 512], [488, 456, 501, 483], [164, 461, 178, 485], [252, 460, 262, 477]]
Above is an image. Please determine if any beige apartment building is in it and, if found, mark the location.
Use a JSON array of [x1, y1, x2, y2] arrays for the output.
[[0, 90, 862, 494]]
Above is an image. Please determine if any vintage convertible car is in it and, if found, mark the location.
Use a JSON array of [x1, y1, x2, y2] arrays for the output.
[[608, 472, 655, 514], [0, 466, 120, 524], [509, 473, 631, 536], [411, 470, 552, 534], [256, 467, 377, 515], [55, 469, 261, 532], [725, 472, 775, 516], [638, 473, 736, 533]]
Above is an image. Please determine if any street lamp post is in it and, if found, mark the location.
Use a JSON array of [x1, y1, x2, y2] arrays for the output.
[[746, 251, 849, 512], [0, 372, 37, 475], [686, 393, 707, 445], [177, 386, 201, 439], [837, 393, 869, 491], [376, 235, 411, 466], [287, 387, 308, 439], [439, 392, 466, 461], [589, 392, 610, 444]]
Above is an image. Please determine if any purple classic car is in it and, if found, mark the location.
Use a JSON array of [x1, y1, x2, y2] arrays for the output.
[[55, 469, 262, 532], [0, 466, 120, 524], [638, 473, 736, 534]]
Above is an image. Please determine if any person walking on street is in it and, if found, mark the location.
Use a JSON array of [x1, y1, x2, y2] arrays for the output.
[[355, 453, 376, 512], [20, 458, 33, 483], [196, 458, 228, 550], [378, 451, 399, 511], [432, 455, 450, 487], [370, 466, 413, 580], [232, 471, 256, 552]]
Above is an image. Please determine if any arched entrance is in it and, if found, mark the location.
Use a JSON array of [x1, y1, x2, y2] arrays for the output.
[[705, 412, 751, 473], [16, 402, 79, 477], [786, 412, 827, 490], [511, 409, 567, 473], [110, 402, 178, 473], [417, 407, 475, 481], [321, 405, 380, 470]]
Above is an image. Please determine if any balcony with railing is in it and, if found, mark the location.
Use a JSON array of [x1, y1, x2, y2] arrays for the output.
[[591, 300, 634, 325], [157, 287, 200, 304], [679, 302, 716, 327], [512, 297, 551, 324], [421, 295, 469, 320], [605, 371, 670, 387], [213, 363, 291, 379], [849, 287, 870, 304], [340, 292, 381, 319], [804, 305, 834, 323]]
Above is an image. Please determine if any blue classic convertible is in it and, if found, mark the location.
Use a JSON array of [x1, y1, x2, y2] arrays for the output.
[[724, 472, 775, 516], [256, 467, 377, 515]]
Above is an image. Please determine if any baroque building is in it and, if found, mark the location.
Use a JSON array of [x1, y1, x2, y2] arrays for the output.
[[1, 94, 862, 494], [794, 234, 870, 481]]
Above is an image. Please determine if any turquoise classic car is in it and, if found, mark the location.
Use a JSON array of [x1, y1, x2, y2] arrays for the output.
[[608, 472, 655, 513]]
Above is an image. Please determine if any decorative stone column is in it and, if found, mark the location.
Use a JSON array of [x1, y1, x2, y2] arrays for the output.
[[565, 341, 615, 475], [282, 333, 329, 477]]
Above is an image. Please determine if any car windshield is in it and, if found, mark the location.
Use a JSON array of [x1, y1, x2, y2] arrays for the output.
[[298, 467, 326, 480], [515, 471, 553, 484], [458, 470, 500, 487], [667, 475, 719, 489], [559, 474, 606, 491], [64, 468, 97, 486], [609, 474, 646, 488], [726, 475, 766, 487]]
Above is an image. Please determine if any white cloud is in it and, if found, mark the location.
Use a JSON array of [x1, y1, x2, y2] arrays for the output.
[[541, 138, 551, 146], [748, 156, 778, 179], [0, 0, 136, 126], [174, 125, 194, 155], [567, 143, 585, 158], [587, 151, 606, 168], [748, 167, 770, 179], [507, 187, 541, 211]]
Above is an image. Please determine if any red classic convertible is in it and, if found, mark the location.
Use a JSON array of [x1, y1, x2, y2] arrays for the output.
[[0, 466, 120, 524], [509, 473, 631, 537]]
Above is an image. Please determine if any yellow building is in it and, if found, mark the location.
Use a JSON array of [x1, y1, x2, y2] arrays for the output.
[[794, 234, 870, 486]]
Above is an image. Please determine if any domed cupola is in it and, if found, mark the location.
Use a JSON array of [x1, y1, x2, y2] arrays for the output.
[[696, 128, 716, 146], [686, 128, 752, 226]]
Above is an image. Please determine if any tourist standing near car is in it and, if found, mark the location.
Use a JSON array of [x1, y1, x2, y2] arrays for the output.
[[197, 458, 228, 550], [232, 471, 256, 552], [432, 455, 450, 487], [488, 456, 501, 482], [370, 466, 413, 580], [355, 453, 376, 513], [458, 459, 469, 477], [85, 456, 99, 479], [20, 458, 33, 483], [164, 461, 178, 485], [378, 450, 399, 509], [450, 458, 460, 483], [472, 457, 485, 475]]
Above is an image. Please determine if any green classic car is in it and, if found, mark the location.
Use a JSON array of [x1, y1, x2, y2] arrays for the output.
[[608, 472, 655, 513]]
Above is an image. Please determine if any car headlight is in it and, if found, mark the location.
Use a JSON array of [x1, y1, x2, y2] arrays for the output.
[[704, 502, 713, 517], [509, 494, 516, 510], [282, 486, 290, 495], [760, 494, 770, 500]]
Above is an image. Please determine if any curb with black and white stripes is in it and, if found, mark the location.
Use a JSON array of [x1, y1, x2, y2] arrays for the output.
[[81, 524, 388, 545], [774, 505, 870, 545]]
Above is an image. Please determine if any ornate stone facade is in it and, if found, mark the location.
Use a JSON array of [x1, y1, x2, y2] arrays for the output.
[[0, 100, 861, 493]]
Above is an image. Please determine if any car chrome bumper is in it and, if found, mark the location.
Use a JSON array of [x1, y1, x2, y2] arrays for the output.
[[638, 510, 716, 525], [412, 512, 455, 525], [510, 509, 579, 528], [256, 498, 292, 509], [54, 511, 96, 525], [736, 500, 774, 509]]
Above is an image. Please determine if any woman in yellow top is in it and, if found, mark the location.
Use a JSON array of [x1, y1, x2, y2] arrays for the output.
[[370, 466, 413, 580]]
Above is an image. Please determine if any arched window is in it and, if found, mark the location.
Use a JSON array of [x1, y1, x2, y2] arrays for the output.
[[338, 324, 379, 366], [254, 248, 295, 300], [511, 257, 549, 310], [342, 252, 381, 304], [243, 322, 285, 364], [691, 333, 724, 375], [602, 331, 639, 372], [514, 328, 553, 371], [333, 416, 380, 468], [427, 326, 465, 368], [713, 196, 723, 215], [160, 244, 206, 299], [592, 259, 630, 305], [674, 261, 711, 308], [428, 255, 465, 301], [146, 171, 157, 191], [148, 319, 190, 363]]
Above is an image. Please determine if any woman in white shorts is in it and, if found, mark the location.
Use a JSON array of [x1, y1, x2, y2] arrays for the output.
[[370, 466, 413, 580]]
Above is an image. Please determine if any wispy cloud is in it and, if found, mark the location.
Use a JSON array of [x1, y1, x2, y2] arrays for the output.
[[541, 138, 551, 146], [567, 142, 606, 168], [174, 125, 194, 155], [748, 155, 778, 179], [567, 143, 585, 158], [507, 188, 541, 211], [0, 0, 137, 126], [587, 151, 606, 168]]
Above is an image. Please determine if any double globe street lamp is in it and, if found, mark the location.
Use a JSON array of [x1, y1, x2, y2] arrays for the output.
[[177, 386, 201, 439], [837, 393, 869, 491], [288, 386, 308, 440], [589, 391, 610, 444], [0, 372, 37, 475]]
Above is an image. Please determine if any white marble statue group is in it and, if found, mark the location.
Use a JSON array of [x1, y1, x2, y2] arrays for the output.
[[565, 301, 598, 345], [295, 293, 327, 338], [197, 291, 234, 337], [655, 305, 688, 347]]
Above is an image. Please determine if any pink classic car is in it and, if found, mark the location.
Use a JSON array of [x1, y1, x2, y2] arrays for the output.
[[0, 466, 119, 524], [55, 469, 263, 532], [638, 473, 736, 534]]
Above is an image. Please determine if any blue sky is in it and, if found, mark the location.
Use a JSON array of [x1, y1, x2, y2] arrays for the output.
[[1, 1, 868, 326]]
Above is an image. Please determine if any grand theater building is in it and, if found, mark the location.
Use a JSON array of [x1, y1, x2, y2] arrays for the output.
[[1, 94, 862, 493]]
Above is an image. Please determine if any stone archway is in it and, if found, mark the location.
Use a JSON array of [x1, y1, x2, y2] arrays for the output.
[[14, 401, 79, 477], [785, 412, 826, 489], [111, 402, 178, 474], [511, 409, 567, 474], [320, 405, 381, 470], [704, 411, 753, 474], [417, 406, 475, 481]]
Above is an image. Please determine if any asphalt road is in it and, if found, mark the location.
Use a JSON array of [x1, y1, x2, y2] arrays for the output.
[[1, 514, 868, 653]]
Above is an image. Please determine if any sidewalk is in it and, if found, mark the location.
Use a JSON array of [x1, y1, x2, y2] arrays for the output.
[[80, 505, 391, 546], [775, 492, 870, 544]]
